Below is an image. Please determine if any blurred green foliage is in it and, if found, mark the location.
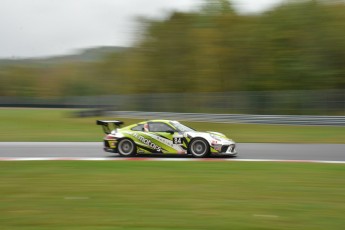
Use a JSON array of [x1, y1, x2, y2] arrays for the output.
[[0, 0, 344, 96]]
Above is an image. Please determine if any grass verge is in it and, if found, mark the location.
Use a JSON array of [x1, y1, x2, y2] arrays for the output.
[[0, 161, 344, 230], [0, 108, 344, 143]]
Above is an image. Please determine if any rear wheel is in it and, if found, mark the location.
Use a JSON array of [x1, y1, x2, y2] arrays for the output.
[[188, 138, 210, 158], [118, 138, 136, 157]]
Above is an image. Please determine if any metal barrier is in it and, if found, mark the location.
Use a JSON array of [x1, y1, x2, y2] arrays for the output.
[[106, 111, 345, 126], [1, 89, 344, 115]]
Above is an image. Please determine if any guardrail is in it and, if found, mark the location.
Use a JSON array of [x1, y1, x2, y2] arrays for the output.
[[1, 89, 344, 115], [106, 111, 345, 126]]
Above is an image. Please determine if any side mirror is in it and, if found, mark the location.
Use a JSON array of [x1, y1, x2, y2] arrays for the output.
[[165, 130, 175, 134]]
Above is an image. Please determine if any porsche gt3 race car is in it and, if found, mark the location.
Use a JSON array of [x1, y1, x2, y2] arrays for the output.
[[96, 119, 237, 158]]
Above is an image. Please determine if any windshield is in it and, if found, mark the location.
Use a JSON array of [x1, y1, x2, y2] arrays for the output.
[[170, 121, 195, 132]]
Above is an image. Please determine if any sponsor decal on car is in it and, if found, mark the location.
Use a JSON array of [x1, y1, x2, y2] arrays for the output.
[[148, 133, 186, 153], [131, 132, 162, 152]]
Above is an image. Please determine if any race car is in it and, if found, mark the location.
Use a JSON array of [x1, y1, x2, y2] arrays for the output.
[[96, 119, 237, 158]]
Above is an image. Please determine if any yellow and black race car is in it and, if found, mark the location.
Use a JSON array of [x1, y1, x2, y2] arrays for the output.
[[97, 119, 237, 158]]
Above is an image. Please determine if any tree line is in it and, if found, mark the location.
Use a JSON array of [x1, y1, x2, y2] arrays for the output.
[[1, 0, 344, 98]]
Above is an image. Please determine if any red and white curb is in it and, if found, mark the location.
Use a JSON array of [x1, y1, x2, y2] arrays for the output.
[[0, 157, 344, 164]]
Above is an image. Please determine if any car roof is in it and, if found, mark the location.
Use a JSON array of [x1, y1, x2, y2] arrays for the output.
[[136, 119, 176, 124], [149, 119, 175, 123], [123, 120, 180, 129]]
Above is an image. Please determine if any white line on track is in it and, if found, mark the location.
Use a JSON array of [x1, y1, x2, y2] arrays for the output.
[[0, 157, 345, 164]]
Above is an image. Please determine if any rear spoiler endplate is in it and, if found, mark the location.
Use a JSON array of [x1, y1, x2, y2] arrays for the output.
[[96, 120, 124, 134]]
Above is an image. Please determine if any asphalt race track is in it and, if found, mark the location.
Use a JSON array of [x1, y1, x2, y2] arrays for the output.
[[0, 142, 344, 162]]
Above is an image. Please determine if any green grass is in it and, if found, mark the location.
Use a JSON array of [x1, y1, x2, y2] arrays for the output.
[[0, 108, 344, 143], [0, 161, 344, 230]]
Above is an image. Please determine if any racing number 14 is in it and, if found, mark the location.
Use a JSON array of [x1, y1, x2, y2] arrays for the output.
[[173, 137, 182, 145]]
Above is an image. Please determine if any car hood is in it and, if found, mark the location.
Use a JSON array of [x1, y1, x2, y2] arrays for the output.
[[184, 131, 232, 142], [206, 131, 228, 139]]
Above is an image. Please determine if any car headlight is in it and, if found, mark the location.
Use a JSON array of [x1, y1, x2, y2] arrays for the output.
[[210, 134, 222, 141]]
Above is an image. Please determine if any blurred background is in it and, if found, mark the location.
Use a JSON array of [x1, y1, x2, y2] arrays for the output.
[[0, 0, 344, 115]]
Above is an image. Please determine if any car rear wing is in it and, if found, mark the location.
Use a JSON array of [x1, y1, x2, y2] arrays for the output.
[[96, 120, 124, 134]]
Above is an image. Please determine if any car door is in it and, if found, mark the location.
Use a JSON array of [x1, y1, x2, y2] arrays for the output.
[[147, 122, 186, 154]]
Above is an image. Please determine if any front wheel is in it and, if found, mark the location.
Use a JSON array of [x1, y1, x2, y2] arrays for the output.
[[188, 138, 210, 158], [118, 138, 137, 157]]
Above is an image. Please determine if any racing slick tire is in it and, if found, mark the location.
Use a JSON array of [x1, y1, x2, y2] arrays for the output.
[[188, 138, 210, 158], [117, 138, 137, 157]]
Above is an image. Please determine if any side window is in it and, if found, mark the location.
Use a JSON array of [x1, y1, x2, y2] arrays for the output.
[[131, 124, 144, 131], [148, 122, 175, 132]]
